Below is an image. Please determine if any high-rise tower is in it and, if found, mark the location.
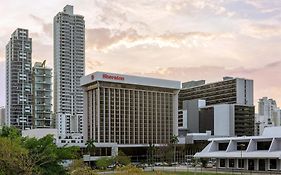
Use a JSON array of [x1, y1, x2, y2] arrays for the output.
[[6, 28, 32, 129], [32, 61, 52, 128], [54, 5, 85, 135]]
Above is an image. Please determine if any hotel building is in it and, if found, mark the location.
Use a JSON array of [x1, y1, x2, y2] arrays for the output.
[[81, 72, 181, 150], [6, 28, 32, 129]]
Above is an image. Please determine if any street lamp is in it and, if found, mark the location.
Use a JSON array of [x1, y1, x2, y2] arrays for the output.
[[239, 143, 245, 175]]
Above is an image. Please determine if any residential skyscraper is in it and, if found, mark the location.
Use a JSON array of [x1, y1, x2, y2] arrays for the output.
[[53, 5, 85, 135], [6, 28, 32, 129], [32, 61, 52, 128]]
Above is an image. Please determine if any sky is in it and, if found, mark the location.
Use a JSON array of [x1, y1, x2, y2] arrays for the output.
[[0, 0, 281, 108]]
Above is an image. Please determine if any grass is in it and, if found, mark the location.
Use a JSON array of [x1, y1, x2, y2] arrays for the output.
[[143, 172, 230, 175], [107, 171, 231, 175]]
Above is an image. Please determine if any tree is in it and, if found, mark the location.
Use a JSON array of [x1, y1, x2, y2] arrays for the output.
[[115, 151, 131, 166], [170, 135, 179, 163], [22, 134, 79, 175], [147, 143, 156, 165], [85, 139, 96, 156], [0, 137, 35, 175], [96, 157, 114, 170], [0, 127, 80, 175], [0, 126, 21, 140]]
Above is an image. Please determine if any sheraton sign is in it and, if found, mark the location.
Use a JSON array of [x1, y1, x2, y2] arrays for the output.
[[102, 73, 125, 81]]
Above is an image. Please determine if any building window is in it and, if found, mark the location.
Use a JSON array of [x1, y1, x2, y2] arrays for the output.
[[218, 143, 229, 151], [219, 159, 226, 168], [229, 159, 235, 168], [257, 141, 271, 150], [269, 159, 277, 170], [238, 159, 244, 168]]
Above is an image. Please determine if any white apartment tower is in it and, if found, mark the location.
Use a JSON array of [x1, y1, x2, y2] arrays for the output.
[[54, 5, 85, 135], [6, 28, 32, 130], [32, 61, 52, 128]]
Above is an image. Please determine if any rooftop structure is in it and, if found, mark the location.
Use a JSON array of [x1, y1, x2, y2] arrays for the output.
[[195, 127, 281, 171]]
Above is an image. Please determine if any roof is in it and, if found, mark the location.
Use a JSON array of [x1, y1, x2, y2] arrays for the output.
[[194, 127, 281, 159], [80, 71, 181, 89]]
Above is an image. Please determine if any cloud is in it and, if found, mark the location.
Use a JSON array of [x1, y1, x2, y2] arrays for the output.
[[0, 50, 4, 62], [86, 27, 233, 51], [130, 60, 281, 106], [165, 0, 235, 17], [86, 59, 103, 72], [31, 40, 52, 67], [244, 0, 281, 14], [242, 23, 281, 38], [29, 14, 52, 37]]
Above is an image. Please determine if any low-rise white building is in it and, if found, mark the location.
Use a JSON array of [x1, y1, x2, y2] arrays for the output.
[[195, 126, 281, 171], [22, 128, 84, 147]]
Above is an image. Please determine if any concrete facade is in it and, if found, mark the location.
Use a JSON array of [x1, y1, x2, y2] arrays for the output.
[[178, 77, 255, 137], [32, 61, 52, 128], [0, 107, 5, 126], [6, 28, 32, 129], [53, 5, 85, 137], [256, 97, 281, 135]]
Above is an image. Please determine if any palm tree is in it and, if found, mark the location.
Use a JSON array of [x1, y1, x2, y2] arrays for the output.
[[148, 143, 156, 165], [85, 139, 96, 167], [85, 139, 96, 156], [170, 135, 179, 163]]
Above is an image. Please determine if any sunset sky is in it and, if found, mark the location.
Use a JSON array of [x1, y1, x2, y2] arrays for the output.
[[0, 0, 281, 108]]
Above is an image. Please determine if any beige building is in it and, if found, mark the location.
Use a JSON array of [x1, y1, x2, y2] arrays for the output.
[[81, 72, 181, 148]]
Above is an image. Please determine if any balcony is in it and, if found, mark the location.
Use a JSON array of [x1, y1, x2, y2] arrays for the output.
[[36, 110, 51, 114]]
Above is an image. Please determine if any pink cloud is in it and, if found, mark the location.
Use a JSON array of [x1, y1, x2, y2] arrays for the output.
[[129, 61, 281, 106]]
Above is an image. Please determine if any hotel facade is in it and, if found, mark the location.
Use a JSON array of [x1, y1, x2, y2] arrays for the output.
[[81, 72, 181, 148]]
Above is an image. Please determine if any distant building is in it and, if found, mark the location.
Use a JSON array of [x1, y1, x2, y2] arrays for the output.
[[199, 104, 254, 136], [178, 77, 255, 138], [22, 128, 57, 140], [32, 61, 52, 128], [0, 107, 5, 126], [256, 97, 281, 135], [53, 5, 85, 140], [195, 126, 281, 172], [81, 71, 181, 156], [179, 77, 253, 108], [6, 28, 32, 129]]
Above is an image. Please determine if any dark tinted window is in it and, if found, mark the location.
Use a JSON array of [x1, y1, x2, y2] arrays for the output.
[[257, 141, 271, 150], [218, 143, 228, 151]]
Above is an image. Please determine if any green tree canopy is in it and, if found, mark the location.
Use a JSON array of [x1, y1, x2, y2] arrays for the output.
[[0, 127, 80, 175]]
